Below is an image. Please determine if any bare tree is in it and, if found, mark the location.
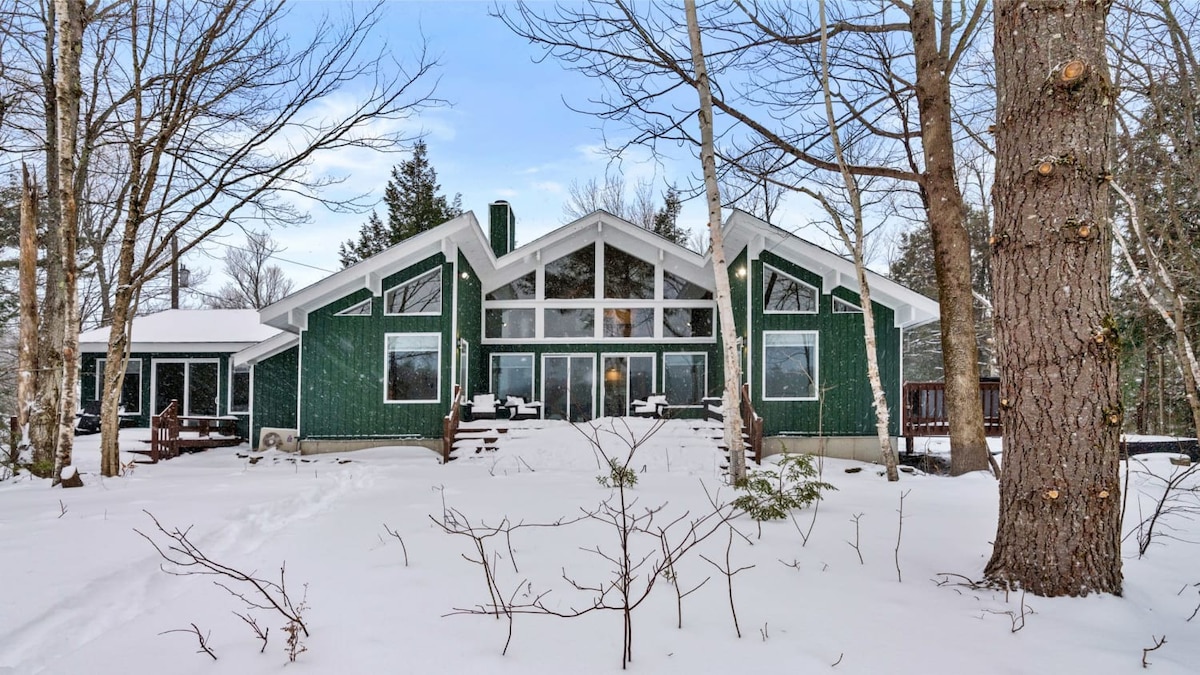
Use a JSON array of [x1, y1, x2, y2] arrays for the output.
[[92, 0, 439, 477], [206, 231, 294, 310], [984, 0, 1122, 596]]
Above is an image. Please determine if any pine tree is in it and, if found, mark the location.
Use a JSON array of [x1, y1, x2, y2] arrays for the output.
[[650, 186, 686, 244], [338, 141, 463, 267]]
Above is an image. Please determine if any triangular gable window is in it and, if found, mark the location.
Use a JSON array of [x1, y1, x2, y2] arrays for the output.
[[384, 268, 442, 315], [832, 296, 863, 313], [335, 298, 372, 316], [763, 264, 818, 313]]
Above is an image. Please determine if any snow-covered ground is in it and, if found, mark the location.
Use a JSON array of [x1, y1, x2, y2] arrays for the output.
[[2, 420, 1198, 674]]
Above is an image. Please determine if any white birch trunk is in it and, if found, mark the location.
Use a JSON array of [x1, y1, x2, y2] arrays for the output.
[[685, 0, 745, 483]]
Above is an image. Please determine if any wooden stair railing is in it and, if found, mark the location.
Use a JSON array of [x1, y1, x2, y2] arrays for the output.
[[148, 399, 180, 463], [442, 384, 462, 463]]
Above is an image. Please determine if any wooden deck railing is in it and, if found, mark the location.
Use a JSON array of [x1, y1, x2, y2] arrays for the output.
[[701, 385, 763, 466], [149, 399, 181, 463], [902, 381, 1002, 452], [442, 384, 462, 463]]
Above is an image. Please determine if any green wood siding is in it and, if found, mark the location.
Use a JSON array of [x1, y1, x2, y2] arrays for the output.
[[751, 251, 901, 437], [252, 346, 298, 447], [456, 252, 483, 397], [300, 254, 453, 439]]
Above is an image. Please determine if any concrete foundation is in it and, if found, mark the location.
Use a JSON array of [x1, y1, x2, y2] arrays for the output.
[[762, 436, 900, 464], [299, 438, 441, 456]]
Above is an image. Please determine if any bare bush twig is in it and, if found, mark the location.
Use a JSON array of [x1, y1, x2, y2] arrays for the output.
[[234, 612, 269, 653], [160, 623, 217, 661], [700, 525, 756, 639], [383, 523, 410, 567], [895, 489, 910, 582], [1143, 635, 1167, 668], [847, 513, 865, 565]]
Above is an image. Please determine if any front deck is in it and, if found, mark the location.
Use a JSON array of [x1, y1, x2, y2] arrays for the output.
[[901, 381, 1002, 452]]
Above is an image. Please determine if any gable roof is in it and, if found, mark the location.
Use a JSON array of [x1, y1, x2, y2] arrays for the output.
[[78, 309, 283, 353], [258, 207, 939, 333]]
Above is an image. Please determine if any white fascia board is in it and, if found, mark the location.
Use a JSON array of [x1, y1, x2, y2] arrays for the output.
[[233, 332, 299, 367], [80, 341, 261, 354]]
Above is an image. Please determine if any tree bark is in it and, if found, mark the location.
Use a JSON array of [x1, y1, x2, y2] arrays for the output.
[[16, 164, 40, 463], [685, 0, 745, 484], [52, 0, 85, 485], [909, 0, 990, 476], [985, 0, 1122, 596]]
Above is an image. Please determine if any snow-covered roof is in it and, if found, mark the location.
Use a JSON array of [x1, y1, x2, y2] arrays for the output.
[[78, 309, 283, 353], [232, 331, 299, 367]]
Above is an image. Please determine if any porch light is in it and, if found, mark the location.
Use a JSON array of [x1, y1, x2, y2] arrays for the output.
[[460, 271, 470, 280], [736, 266, 746, 278]]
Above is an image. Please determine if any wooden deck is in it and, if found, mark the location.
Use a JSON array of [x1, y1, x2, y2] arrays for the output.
[[133, 400, 243, 464], [902, 381, 1002, 452]]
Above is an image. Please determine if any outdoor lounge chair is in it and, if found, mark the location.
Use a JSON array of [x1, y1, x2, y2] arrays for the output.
[[630, 394, 669, 418], [505, 396, 543, 420], [465, 393, 499, 420]]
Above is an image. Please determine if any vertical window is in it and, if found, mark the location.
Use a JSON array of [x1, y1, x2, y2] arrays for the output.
[[763, 265, 818, 313], [97, 358, 142, 414], [229, 362, 251, 414], [604, 245, 655, 299], [544, 245, 595, 299], [384, 268, 442, 315], [763, 332, 818, 399], [385, 334, 441, 402], [485, 308, 535, 339], [491, 354, 534, 402], [664, 353, 707, 406], [663, 307, 713, 338]]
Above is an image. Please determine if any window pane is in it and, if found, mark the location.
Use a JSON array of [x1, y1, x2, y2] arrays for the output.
[[832, 297, 863, 313], [336, 299, 372, 316], [604, 245, 655, 299], [663, 307, 713, 338], [663, 271, 713, 300], [545, 245, 595, 299], [189, 362, 219, 416], [664, 354, 706, 405], [230, 365, 251, 413], [385, 268, 442, 314], [486, 272, 536, 300], [485, 308, 535, 339], [763, 266, 817, 312], [545, 308, 594, 338], [603, 308, 653, 338], [99, 359, 143, 413], [386, 334, 440, 401], [491, 354, 534, 401], [764, 333, 817, 398]]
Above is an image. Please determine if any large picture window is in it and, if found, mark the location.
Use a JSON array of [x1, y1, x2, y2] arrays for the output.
[[96, 358, 142, 413], [663, 307, 713, 338], [763, 332, 818, 400], [663, 271, 712, 300], [544, 245, 595, 299], [763, 265, 818, 313], [491, 354, 534, 402], [384, 268, 442, 315], [486, 272, 536, 300], [663, 353, 706, 406], [603, 308, 654, 338], [604, 245, 655, 299], [485, 308, 535, 339], [385, 334, 441, 402], [545, 308, 594, 338]]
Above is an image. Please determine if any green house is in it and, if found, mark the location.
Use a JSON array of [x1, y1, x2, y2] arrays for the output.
[[237, 202, 937, 457]]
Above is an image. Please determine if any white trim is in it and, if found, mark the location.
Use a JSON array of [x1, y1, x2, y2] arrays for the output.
[[334, 298, 372, 316], [296, 330, 304, 438], [95, 357, 143, 414], [762, 263, 820, 314], [233, 332, 298, 367], [382, 267, 443, 316], [662, 352, 708, 408], [81, 341, 260, 354], [832, 296, 864, 313], [383, 332, 442, 404], [761, 331, 820, 401], [489, 352, 535, 401]]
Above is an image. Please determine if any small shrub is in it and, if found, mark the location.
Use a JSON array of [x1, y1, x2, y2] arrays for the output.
[[733, 454, 835, 521], [597, 457, 638, 488]]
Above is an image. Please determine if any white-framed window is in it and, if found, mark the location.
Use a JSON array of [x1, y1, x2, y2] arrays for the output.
[[663, 307, 713, 338], [384, 333, 441, 403], [663, 353, 707, 406], [335, 298, 372, 316], [763, 264, 819, 313], [832, 296, 863, 313], [490, 353, 534, 402], [603, 308, 654, 338], [485, 308, 536, 339], [762, 331, 819, 400], [384, 268, 442, 315], [96, 357, 142, 414], [229, 360, 251, 414]]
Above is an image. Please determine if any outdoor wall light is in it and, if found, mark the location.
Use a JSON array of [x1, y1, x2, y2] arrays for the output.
[[460, 271, 470, 280], [736, 266, 747, 278]]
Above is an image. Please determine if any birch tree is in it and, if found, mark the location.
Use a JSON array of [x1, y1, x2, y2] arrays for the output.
[[684, 0, 745, 483]]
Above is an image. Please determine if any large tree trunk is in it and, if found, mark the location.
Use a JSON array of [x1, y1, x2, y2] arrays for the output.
[[15, 164, 40, 464], [909, 0, 990, 476], [52, 0, 85, 485], [985, 1, 1122, 596], [30, 0, 62, 474], [685, 0, 745, 484]]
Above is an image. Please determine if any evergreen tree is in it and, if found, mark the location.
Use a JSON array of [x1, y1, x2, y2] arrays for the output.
[[650, 186, 686, 244], [338, 141, 463, 267]]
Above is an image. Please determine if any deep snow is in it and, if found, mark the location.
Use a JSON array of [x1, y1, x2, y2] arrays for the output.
[[2, 419, 1198, 674]]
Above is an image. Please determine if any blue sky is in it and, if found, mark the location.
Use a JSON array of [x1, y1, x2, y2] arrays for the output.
[[194, 1, 811, 291]]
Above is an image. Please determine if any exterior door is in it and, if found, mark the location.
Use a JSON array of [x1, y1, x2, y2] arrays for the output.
[[153, 360, 219, 416], [543, 355, 595, 422], [602, 355, 655, 417]]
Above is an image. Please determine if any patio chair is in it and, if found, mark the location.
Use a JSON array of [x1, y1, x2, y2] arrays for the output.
[[505, 396, 543, 421], [465, 393, 499, 420], [630, 394, 669, 418]]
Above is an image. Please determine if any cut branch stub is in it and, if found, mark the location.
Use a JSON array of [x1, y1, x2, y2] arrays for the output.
[[1057, 59, 1088, 87], [1036, 160, 1055, 177]]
